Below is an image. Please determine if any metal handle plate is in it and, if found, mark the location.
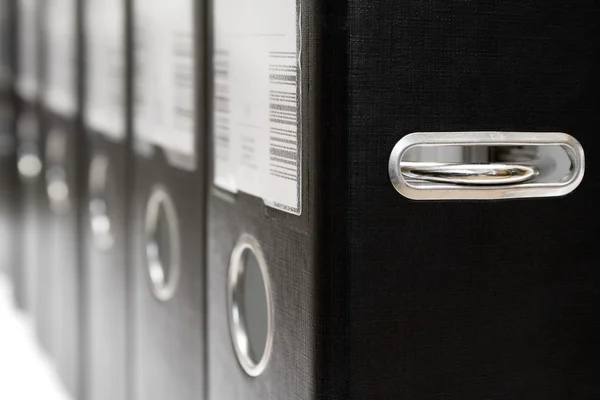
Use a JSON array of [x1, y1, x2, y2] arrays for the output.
[[389, 132, 585, 200]]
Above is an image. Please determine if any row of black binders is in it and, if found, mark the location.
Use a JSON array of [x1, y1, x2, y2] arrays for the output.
[[2, 0, 600, 399]]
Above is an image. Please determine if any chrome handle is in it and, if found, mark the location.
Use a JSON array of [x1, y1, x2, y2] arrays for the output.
[[389, 132, 585, 200], [401, 162, 539, 186]]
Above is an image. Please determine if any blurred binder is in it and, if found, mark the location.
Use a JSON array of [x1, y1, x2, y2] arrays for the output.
[[0, 0, 19, 298], [130, 0, 205, 399], [207, 0, 312, 398], [208, 1, 600, 399], [15, 0, 45, 331], [41, 0, 83, 396], [83, 0, 130, 399]]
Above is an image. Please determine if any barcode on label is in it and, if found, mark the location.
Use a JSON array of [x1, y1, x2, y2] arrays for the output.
[[268, 51, 299, 184], [214, 49, 230, 164], [173, 32, 194, 132]]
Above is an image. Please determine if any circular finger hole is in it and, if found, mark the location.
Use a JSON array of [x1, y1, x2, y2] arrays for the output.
[[144, 186, 180, 301], [228, 235, 274, 377], [45, 129, 70, 213], [89, 154, 115, 250], [16, 113, 42, 180]]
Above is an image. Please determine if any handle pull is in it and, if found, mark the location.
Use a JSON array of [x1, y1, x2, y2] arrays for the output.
[[401, 162, 539, 186], [389, 132, 585, 200]]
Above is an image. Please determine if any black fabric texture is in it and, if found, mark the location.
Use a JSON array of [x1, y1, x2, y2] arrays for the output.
[[338, 1, 600, 399]]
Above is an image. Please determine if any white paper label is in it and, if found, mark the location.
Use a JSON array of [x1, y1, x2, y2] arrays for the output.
[[85, 0, 125, 139], [44, 0, 77, 116], [16, 0, 38, 100], [133, 0, 195, 155], [213, 0, 301, 215]]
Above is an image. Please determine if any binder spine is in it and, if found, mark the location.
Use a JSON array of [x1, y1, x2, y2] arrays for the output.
[[314, 0, 350, 397], [83, 0, 131, 398], [75, 0, 89, 396], [40, 0, 83, 395], [337, 1, 600, 398], [0, 0, 20, 303], [130, 1, 205, 399], [207, 0, 321, 399]]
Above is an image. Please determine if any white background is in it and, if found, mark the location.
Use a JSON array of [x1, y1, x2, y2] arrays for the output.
[[0, 275, 71, 400]]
